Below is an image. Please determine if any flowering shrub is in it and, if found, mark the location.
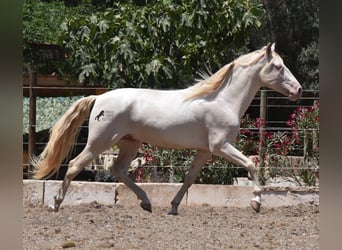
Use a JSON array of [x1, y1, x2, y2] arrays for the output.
[[235, 114, 259, 156], [286, 101, 319, 185], [286, 101, 319, 159], [256, 101, 319, 185]]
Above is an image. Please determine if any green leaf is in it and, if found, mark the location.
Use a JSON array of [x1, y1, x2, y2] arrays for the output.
[[98, 20, 109, 33]]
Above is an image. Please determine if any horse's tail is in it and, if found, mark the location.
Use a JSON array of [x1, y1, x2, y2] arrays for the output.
[[32, 95, 97, 179]]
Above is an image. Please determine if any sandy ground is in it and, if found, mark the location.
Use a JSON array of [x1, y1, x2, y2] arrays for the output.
[[23, 201, 318, 250]]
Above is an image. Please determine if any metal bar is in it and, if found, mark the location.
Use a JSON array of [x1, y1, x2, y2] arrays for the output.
[[28, 71, 37, 174]]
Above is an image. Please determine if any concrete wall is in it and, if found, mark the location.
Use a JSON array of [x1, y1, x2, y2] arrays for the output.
[[23, 180, 319, 209]]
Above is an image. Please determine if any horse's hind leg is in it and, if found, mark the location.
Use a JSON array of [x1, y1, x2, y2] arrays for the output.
[[53, 147, 96, 212], [111, 139, 152, 212], [169, 150, 211, 215]]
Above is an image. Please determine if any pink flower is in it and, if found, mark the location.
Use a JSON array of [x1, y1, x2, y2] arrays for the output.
[[286, 119, 295, 127], [143, 151, 154, 165], [265, 132, 273, 140], [136, 166, 145, 182], [254, 117, 265, 128], [252, 156, 260, 167], [283, 139, 291, 146]]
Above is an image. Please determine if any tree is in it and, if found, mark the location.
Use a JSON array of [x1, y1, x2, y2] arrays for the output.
[[23, 0, 93, 73], [255, 0, 319, 90], [59, 0, 265, 88], [24, 0, 318, 90]]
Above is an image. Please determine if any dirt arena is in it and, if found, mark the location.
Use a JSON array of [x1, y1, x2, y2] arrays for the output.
[[23, 202, 318, 249]]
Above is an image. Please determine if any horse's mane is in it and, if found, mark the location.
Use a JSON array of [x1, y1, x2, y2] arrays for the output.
[[185, 49, 267, 100]]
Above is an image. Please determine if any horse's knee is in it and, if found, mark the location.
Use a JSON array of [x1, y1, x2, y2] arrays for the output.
[[246, 160, 257, 176], [65, 163, 83, 180]]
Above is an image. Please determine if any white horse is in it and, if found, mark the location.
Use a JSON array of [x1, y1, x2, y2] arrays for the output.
[[33, 43, 302, 214]]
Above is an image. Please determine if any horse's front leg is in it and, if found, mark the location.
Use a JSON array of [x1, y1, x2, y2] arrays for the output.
[[213, 142, 262, 213], [168, 150, 211, 215]]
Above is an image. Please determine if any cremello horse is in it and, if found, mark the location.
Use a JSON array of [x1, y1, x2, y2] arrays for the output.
[[33, 43, 302, 214]]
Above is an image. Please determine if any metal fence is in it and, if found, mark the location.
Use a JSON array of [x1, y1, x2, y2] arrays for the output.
[[23, 86, 319, 185]]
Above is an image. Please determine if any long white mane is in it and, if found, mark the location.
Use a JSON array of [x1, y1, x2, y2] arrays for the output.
[[186, 48, 267, 100]]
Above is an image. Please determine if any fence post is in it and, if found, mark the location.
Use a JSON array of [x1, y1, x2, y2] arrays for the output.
[[259, 90, 266, 151], [312, 100, 319, 154], [169, 165, 174, 183], [28, 70, 37, 175], [258, 89, 267, 184]]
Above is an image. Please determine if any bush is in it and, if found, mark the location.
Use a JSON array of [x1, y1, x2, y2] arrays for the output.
[[257, 101, 320, 186]]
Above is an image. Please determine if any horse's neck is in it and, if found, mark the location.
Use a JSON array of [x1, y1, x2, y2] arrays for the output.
[[217, 64, 262, 119]]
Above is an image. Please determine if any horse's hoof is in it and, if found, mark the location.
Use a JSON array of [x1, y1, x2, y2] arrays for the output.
[[54, 204, 60, 212], [140, 202, 152, 213], [250, 200, 261, 213], [167, 206, 179, 215], [53, 196, 62, 212], [167, 211, 178, 216], [53, 201, 60, 212]]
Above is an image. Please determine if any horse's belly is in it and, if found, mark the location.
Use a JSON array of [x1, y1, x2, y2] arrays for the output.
[[132, 125, 208, 149]]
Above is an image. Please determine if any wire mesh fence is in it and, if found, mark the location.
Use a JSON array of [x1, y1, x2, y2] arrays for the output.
[[23, 86, 319, 186]]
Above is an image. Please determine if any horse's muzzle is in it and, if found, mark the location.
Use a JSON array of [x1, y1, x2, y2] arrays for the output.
[[288, 86, 302, 101]]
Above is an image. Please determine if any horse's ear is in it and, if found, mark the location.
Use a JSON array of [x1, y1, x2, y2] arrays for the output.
[[266, 42, 275, 58], [266, 43, 272, 57]]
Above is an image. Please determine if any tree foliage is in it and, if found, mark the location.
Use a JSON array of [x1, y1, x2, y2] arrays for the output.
[[23, 0, 93, 72], [23, 0, 318, 90], [59, 0, 265, 88], [256, 0, 319, 90]]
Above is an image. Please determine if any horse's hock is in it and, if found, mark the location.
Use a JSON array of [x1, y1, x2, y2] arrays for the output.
[[23, 180, 319, 209]]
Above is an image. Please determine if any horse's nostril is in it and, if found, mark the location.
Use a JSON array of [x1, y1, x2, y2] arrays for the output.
[[298, 87, 302, 94]]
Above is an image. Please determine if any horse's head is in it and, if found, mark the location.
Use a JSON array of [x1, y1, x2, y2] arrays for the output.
[[259, 43, 302, 101]]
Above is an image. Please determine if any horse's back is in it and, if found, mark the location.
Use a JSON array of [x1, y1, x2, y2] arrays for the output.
[[88, 88, 210, 149]]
